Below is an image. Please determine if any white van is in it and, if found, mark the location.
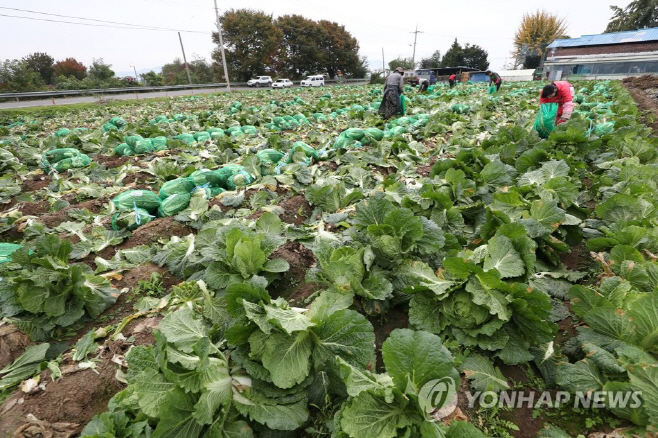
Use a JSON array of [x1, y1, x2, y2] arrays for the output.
[[301, 75, 325, 87]]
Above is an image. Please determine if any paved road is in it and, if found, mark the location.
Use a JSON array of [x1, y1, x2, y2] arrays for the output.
[[0, 82, 365, 110]]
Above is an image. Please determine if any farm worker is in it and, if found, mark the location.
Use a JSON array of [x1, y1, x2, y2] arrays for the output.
[[378, 67, 404, 119], [486, 70, 502, 91], [417, 76, 429, 92], [540, 81, 575, 125], [448, 73, 457, 88]]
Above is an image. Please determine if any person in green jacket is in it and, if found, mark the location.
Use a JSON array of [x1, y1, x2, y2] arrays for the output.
[[486, 70, 502, 91]]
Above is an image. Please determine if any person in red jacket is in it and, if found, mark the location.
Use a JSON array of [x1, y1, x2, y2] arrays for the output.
[[540, 81, 575, 124], [448, 73, 457, 88]]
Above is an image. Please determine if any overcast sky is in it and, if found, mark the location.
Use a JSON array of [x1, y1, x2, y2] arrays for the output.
[[1, 0, 632, 77]]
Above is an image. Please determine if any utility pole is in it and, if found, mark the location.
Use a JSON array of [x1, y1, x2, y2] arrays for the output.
[[213, 0, 231, 90], [382, 48, 385, 74], [131, 65, 138, 83], [410, 24, 423, 69], [178, 31, 193, 85]]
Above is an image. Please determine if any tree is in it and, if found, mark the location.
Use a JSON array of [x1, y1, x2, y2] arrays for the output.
[[276, 14, 323, 78], [462, 44, 489, 70], [440, 39, 464, 67], [88, 58, 115, 81], [512, 10, 568, 69], [211, 9, 282, 82], [161, 57, 215, 85], [53, 58, 87, 80], [317, 20, 361, 78], [140, 71, 164, 86], [606, 0, 658, 33], [0, 59, 45, 92], [420, 51, 441, 69], [22, 52, 54, 85], [388, 57, 414, 71]]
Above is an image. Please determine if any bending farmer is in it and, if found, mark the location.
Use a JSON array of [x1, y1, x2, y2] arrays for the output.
[[417, 76, 429, 92], [378, 67, 404, 119], [540, 81, 575, 125], [449, 73, 457, 88], [486, 70, 502, 91]]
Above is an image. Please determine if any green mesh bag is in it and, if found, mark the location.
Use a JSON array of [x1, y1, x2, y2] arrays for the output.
[[151, 137, 168, 151], [241, 125, 258, 135], [210, 187, 225, 197], [287, 142, 318, 163], [124, 135, 144, 148], [533, 103, 558, 139], [153, 115, 169, 123], [134, 139, 154, 155], [451, 104, 471, 114], [489, 85, 497, 94], [112, 190, 162, 213], [45, 148, 81, 163], [0, 243, 23, 264], [225, 171, 254, 191], [364, 128, 385, 141], [114, 143, 133, 156], [111, 207, 152, 231], [102, 122, 118, 132], [159, 178, 196, 199], [574, 95, 586, 104], [257, 149, 285, 169], [190, 169, 223, 187], [194, 131, 211, 142], [226, 126, 242, 136], [293, 114, 310, 125], [109, 117, 126, 128], [208, 128, 225, 139], [52, 154, 91, 172], [55, 128, 71, 137], [384, 126, 407, 138], [175, 133, 196, 144], [342, 128, 365, 140], [312, 113, 328, 122], [594, 122, 615, 137], [158, 193, 191, 217]]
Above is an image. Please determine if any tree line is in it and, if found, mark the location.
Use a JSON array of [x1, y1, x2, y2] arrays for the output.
[[0, 52, 218, 93], [386, 39, 490, 73], [211, 9, 367, 81]]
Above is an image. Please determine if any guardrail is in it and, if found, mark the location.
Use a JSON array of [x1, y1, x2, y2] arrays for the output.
[[0, 78, 367, 100]]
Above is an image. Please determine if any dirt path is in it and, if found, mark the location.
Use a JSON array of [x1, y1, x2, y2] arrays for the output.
[[623, 75, 658, 133]]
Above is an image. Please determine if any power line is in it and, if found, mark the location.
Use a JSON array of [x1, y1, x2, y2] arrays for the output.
[[0, 6, 207, 32], [0, 12, 209, 34]]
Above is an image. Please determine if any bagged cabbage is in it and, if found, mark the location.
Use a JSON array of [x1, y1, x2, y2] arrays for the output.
[[133, 139, 154, 155], [109, 117, 126, 128], [533, 103, 558, 139], [364, 128, 385, 141], [52, 154, 91, 172], [45, 148, 81, 163], [112, 190, 161, 213], [112, 207, 152, 231], [55, 128, 71, 137], [194, 131, 211, 142], [190, 169, 223, 187], [0, 243, 24, 264], [158, 193, 191, 217], [287, 142, 318, 163], [241, 125, 258, 135], [175, 133, 196, 144], [151, 136, 168, 151], [159, 178, 196, 199], [124, 135, 144, 148]]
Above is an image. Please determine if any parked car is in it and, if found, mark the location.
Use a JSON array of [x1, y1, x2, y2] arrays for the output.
[[300, 75, 325, 87], [272, 78, 293, 88], [247, 76, 273, 87]]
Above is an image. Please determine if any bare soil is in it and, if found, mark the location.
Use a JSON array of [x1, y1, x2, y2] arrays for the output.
[[279, 195, 313, 226], [21, 174, 52, 192], [559, 242, 589, 271], [0, 318, 160, 437], [102, 217, 193, 256], [269, 241, 317, 303], [0, 324, 32, 369], [623, 75, 658, 133], [371, 306, 409, 372]]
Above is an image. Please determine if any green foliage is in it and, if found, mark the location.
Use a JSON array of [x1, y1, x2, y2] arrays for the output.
[[440, 39, 489, 70], [0, 235, 120, 341], [388, 57, 415, 71], [605, 0, 658, 33]]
